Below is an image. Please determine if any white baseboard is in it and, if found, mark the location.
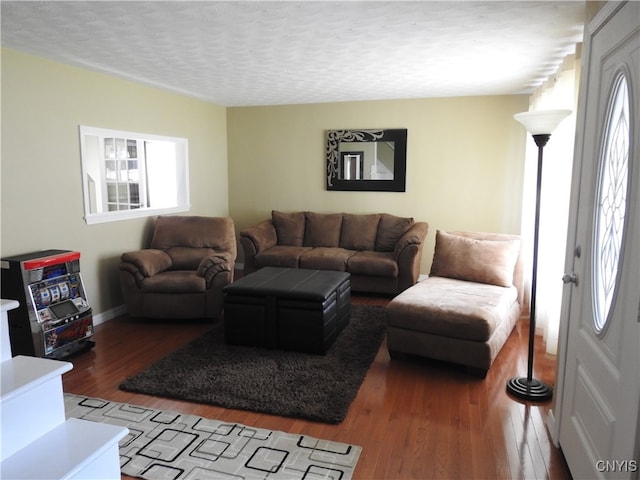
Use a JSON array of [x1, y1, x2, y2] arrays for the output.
[[92, 304, 127, 326]]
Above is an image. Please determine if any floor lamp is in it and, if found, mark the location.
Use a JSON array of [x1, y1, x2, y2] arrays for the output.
[[506, 109, 571, 402]]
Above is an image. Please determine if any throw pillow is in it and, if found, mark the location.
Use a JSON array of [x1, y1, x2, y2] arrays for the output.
[[303, 212, 343, 247], [429, 230, 520, 287], [375, 213, 414, 252], [272, 210, 305, 246], [340, 213, 382, 250]]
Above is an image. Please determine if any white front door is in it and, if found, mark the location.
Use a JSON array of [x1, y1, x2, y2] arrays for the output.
[[555, 2, 640, 479]]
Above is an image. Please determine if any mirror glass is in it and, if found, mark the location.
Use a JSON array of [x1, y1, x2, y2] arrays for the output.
[[326, 129, 407, 191]]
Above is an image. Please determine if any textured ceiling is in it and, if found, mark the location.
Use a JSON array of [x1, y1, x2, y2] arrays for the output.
[[1, 1, 585, 107]]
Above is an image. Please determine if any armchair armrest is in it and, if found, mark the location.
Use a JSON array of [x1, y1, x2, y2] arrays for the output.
[[121, 249, 173, 277], [197, 252, 235, 287]]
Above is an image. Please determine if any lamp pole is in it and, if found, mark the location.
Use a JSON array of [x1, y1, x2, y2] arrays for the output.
[[506, 110, 570, 402]]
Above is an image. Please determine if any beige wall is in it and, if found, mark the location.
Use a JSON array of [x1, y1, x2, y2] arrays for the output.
[[1, 47, 531, 317], [227, 95, 530, 275], [1, 48, 229, 315]]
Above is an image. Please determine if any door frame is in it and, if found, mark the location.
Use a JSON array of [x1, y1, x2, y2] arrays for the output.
[[546, 0, 636, 447]]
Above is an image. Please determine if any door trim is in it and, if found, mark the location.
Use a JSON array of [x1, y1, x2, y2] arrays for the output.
[[547, 0, 628, 446]]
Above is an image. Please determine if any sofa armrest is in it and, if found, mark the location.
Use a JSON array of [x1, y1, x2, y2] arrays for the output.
[[395, 222, 429, 291], [240, 220, 277, 273], [240, 220, 278, 251], [394, 222, 429, 258], [197, 252, 235, 287], [121, 249, 173, 277]]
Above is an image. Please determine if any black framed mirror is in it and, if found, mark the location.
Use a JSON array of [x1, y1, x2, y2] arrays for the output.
[[326, 129, 407, 191]]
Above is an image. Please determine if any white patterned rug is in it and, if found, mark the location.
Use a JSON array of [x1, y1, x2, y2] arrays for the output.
[[64, 394, 361, 480]]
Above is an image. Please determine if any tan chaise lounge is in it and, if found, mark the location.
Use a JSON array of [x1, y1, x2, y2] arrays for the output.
[[240, 211, 429, 295], [386, 230, 524, 377]]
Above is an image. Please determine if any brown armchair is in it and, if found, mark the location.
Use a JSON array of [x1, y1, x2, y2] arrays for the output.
[[119, 216, 236, 319]]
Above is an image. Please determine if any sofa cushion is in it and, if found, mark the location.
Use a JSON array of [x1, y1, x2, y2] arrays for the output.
[[385, 276, 518, 342], [375, 213, 414, 252], [430, 230, 520, 287], [340, 213, 381, 251], [347, 251, 398, 277], [299, 247, 356, 271], [272, 210, 305, 246], [303, 212, 343, 247], [255, 246, 313, 269]]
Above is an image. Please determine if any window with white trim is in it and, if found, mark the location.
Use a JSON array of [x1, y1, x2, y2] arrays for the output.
[[79, 126, 190, 224]]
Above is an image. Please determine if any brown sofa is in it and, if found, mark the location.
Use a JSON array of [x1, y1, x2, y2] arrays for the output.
[[119, 215, 236, 319], [386, 230, 524, 377], [240, 211, 429, 295]]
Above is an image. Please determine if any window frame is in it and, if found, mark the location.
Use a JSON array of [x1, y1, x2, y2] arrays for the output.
[[79, 125, 190, 225]]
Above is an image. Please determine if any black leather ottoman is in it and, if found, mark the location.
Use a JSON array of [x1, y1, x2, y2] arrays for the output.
[[222, 267, 351, 354]]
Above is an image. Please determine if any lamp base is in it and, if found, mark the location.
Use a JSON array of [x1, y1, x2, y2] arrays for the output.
[[506, 377, 553, 402]]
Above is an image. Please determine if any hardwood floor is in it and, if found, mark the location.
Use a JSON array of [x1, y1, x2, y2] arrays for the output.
[[62, 295, 572, 480]]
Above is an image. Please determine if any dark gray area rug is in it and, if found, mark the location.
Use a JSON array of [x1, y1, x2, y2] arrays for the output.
[[120, 304, 386, 424]]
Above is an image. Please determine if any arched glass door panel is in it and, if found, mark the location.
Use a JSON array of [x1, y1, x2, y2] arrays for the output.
[[592, 72, 631, 333]]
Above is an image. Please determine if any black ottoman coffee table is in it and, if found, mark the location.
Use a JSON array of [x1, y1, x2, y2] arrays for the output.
[[222, 267, 351, 354]]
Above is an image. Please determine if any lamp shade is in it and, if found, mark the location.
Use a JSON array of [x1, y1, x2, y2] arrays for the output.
[[514, 109, 571, 135]]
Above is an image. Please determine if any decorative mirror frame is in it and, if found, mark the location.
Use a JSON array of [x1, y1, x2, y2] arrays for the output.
[[326, 128, 407, 191]]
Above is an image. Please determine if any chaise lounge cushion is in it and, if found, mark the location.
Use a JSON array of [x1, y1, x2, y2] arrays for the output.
[[430, 230, 520, 287], [386, 277, 519, 342]]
